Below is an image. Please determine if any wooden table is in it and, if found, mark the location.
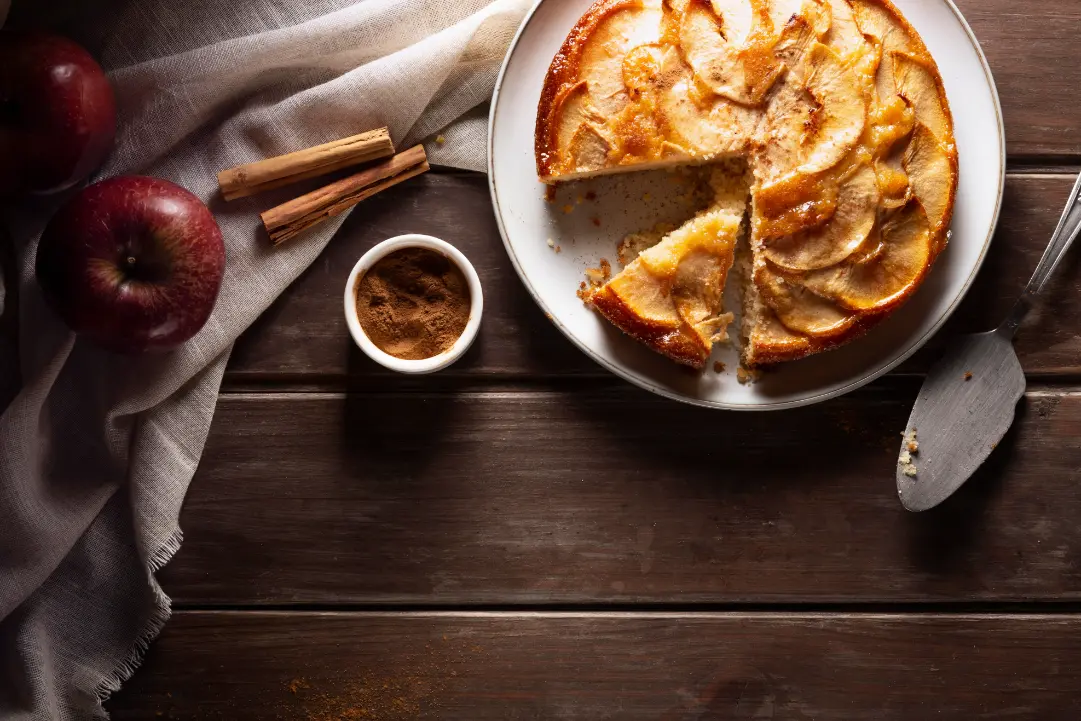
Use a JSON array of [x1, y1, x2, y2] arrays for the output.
[[107, 2, 1081, 718]]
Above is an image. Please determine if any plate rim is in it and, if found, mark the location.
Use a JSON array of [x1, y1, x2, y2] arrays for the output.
[[487, 0, 1006, 411]]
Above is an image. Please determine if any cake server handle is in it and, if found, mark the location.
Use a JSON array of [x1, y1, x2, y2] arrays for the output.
[[1000, 169, 1081, 338]]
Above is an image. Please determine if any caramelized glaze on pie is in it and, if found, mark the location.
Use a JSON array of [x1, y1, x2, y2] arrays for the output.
[[536, 0, 957, 369]]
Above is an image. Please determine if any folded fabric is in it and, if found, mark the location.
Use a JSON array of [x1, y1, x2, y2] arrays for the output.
[[0, 0, 531, 716]]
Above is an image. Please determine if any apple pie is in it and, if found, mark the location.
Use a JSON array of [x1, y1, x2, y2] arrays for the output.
[[535, 0, 957, 369]]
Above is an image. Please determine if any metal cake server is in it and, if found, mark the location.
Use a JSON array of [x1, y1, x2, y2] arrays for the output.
[[898, 170, 1081, 512]]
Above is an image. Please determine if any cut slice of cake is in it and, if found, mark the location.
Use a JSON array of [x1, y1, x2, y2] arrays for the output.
[[589, 169, 748, 369]]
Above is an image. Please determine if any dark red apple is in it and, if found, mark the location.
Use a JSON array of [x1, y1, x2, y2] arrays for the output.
[[36, 176, 226, 354], [0, 32, 117, 195]]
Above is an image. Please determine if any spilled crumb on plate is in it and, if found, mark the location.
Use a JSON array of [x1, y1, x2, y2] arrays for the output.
[[578, 259, 612, 301], [584, 259, 612, 284], [736, 367, 760, 385]]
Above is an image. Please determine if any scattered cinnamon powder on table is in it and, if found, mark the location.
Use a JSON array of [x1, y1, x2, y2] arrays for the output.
[[355, 248, 471, 361], [280, 637, 488, 720]]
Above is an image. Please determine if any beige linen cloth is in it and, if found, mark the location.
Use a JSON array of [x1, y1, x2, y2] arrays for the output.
[[0, 0, 531, 716]]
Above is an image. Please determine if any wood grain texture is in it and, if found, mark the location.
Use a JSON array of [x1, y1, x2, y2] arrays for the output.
[[107, 611, 1081, 720], [953, 0, 1081, 159], [162, 389, 1081, 605], [225, 173, 1081, 382]]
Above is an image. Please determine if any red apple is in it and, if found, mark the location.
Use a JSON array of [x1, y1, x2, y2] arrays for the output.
[[36, 176, 226, 354], [0, 32, 117, 195]]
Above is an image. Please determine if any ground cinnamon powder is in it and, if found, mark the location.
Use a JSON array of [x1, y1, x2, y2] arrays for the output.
[[355, 247, 471, 360]]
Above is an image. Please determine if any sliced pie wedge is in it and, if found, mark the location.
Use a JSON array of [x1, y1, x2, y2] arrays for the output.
[[590, 195, 745, 369]]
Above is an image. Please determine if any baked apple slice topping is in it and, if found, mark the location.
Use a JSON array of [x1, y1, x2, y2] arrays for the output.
[[903, 122, 956, 236], [760, 160, 879, 271], [755, 262, 855, 337], [797, 200, 933, 312], [679, 0, 786, 105]]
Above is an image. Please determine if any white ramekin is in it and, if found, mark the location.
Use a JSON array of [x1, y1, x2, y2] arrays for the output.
[[344, 234, 483, 374]]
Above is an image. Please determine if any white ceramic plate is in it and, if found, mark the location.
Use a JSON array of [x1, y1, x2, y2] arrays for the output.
[[488, 0, 1005, 410]]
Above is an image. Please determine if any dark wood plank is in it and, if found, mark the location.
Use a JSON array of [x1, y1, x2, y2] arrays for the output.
[[163, 388, 1081, 605], [225, 173, 1081, 382], [954, 0, 1081, 159], [108, 611, 1081, 720]]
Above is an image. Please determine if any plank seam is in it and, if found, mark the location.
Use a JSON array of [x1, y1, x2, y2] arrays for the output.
[[168, 602, 1081, 615], [165, 609, 1081, 621], [213, 387, 1081, 401]]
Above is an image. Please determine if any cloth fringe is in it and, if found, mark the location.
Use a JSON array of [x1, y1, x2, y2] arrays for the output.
[[93, 527, 184, 707]]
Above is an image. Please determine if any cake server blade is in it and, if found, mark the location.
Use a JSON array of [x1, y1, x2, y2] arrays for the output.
[[896, 331, 1024, 512], [898, 169, 1081, 511]]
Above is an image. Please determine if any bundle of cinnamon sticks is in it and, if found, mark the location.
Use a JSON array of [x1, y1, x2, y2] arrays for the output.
[[217, 127, 430, 245]]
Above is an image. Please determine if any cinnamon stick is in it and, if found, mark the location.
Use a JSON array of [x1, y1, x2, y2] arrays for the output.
[[261, 144, 430, 246], [218, 127, 395, 201]]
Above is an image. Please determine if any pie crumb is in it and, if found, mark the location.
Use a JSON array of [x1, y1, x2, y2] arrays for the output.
[[736, 367, 760, 385], [563, 204, 575, 214], [902, 464, 918, 478], [964, 371, 973, 381], [581, 259, 612, 296], [547, 238, 555, 248], [714, 361, 726, 374], [435, 134, 446, 145]]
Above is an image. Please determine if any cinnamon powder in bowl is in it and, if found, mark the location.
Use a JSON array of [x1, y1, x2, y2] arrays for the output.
[[354, 248, 470, 360], [343, 234, 483, 374]]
